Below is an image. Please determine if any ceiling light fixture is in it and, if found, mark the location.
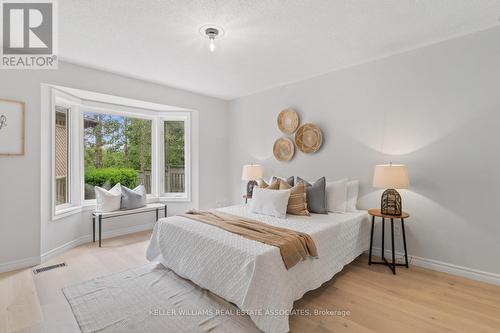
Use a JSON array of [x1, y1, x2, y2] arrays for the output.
[[199, 24, 224, 52], [206, 28, 218, 52]]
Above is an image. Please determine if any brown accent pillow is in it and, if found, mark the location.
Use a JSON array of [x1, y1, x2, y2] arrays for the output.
[[273, 176, 294, 187], [279, 180, 310, 216], [259, 179, 280, 190]]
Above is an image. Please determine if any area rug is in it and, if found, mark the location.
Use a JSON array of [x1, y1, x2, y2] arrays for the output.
[[62, 263, 260, 333]]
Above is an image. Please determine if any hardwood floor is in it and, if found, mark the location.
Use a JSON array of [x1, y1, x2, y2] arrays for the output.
[[1, 231, 499, 333]]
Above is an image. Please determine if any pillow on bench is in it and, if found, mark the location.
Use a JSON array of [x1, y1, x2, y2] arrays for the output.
[[95, 183, 122, 212], [120, 185, 147, 210]]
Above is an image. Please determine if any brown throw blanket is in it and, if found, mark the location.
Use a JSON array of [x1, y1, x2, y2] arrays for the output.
[[182, 210, 318, 269]]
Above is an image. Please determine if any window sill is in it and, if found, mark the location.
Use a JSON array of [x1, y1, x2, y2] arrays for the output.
[[158, 195, 190, 203], [82, 202, 96, 211], [53, 205, 82, 221]]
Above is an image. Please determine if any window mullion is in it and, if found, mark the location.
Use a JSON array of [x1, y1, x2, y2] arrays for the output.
[[159, 118, 166, 198], [150, 116, 159, 199]]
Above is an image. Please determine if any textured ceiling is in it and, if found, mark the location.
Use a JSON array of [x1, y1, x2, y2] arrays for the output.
[[59, 0, 500, 100]]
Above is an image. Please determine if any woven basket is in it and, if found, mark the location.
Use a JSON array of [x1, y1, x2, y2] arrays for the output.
[[273, 137, 295, 162], [295, 123, 322, 153], [277, 108, 299, 134]]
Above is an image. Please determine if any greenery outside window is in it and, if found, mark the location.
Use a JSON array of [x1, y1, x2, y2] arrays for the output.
[[83, 112, 152, 199], [164, 120, 185, 193], [160, 114, 190, 200], [50, 87, 192, 220]]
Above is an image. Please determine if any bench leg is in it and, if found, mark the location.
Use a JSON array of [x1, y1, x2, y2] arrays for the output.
[[99, 215, 102, 248], [92, 216, 95, 243], [156, 208, 159, 222], [164, 204, 167, 218]]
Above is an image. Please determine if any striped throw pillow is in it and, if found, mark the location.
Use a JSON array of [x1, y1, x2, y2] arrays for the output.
[[259, 179, 280, 190], [279, 180, 310, 216]]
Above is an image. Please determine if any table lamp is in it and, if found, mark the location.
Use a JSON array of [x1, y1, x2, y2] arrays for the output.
[[373, 163, 409, 216], [241, 164, 263, 198]]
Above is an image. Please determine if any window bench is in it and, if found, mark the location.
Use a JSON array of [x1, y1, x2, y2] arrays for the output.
[[92, 203, 167, 247]]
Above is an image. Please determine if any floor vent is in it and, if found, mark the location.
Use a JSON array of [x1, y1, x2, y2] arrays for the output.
[[33, 262, 67, 275]]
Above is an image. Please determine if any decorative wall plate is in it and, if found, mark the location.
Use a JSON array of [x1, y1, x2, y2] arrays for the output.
[[277, 108, 299, 134], [295, 123, 322, 153], [273, 137, 295, 162]]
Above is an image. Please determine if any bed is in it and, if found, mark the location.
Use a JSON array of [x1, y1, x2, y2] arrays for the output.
[[146, 205, 370, 333]]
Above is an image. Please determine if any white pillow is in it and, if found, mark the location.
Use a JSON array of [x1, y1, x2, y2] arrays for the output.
[[250, 187, 291, 218], [326, 179, 348, 213], [95, 183, 122, 212], [346, 180, 359, 212]]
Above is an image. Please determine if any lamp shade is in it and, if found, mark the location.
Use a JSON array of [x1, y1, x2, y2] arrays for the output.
[[241, 164, 263, 181], [373, 164, 409, 189]]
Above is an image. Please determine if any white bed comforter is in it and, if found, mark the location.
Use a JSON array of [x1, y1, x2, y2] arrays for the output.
[[146, 205, 370, 333]]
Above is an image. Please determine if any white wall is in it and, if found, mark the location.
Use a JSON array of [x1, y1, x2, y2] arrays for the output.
[[228, 27, 500, 277], [0, 61, 230, 270]]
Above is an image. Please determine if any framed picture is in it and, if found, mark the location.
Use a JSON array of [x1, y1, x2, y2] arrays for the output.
[[0, 99, 25, 156]]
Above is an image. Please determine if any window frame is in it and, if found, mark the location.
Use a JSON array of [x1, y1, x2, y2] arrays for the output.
[[54, 105, 71, 206], [81, 104, 158, 206], [49, 87, 193, 221], [158, 112, 191, 202], [51, 90, 83, 220]]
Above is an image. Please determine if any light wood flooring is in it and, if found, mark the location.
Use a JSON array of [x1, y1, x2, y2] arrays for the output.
[[1, 231, 499, 333]]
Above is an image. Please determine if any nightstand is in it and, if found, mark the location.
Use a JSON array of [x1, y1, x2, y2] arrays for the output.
[[368, 208, 410, 274]]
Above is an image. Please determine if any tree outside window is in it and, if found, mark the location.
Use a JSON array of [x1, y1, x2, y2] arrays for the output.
[[83, 112, 152, 199], [164, 121, 185, 193]]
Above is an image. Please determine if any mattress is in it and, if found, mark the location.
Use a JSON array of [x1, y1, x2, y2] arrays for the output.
[[146, 205, 370, 333]]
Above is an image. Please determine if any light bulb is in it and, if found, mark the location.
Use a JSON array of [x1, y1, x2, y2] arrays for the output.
[[209, 38, 215, 52]]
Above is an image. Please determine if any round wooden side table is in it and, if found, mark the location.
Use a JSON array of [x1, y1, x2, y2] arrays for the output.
[[368, 208, 410, 275]]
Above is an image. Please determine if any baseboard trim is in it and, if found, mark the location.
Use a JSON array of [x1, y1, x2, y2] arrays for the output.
[[0, 223, 154, 273], [0, 256, 41, 274], [41, 222, 154, 262], [370, 247, 500, 286], [41, 235, 89, 263]]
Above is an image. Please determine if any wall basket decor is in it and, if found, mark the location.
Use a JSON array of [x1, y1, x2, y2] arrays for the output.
[[277, 108, 299, 134], [0, 98, 25, 156], [295, 123, 322, 153], [273, 137, 295, 162]]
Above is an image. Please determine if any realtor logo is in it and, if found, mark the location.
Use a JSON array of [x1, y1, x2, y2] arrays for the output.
[[1, 0, 58, 69]]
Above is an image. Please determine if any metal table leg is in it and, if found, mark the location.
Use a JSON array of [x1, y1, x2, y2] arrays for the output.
[[369, 215, 409, 274], [401, 218, 409, 268], [391, 218, 396, 274], [92, 216, 95, 243], [381, 218, 385, 260], [368, 215, 375, 265]]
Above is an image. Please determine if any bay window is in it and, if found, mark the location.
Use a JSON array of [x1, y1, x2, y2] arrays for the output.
[[50, 87, 192, 219]]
